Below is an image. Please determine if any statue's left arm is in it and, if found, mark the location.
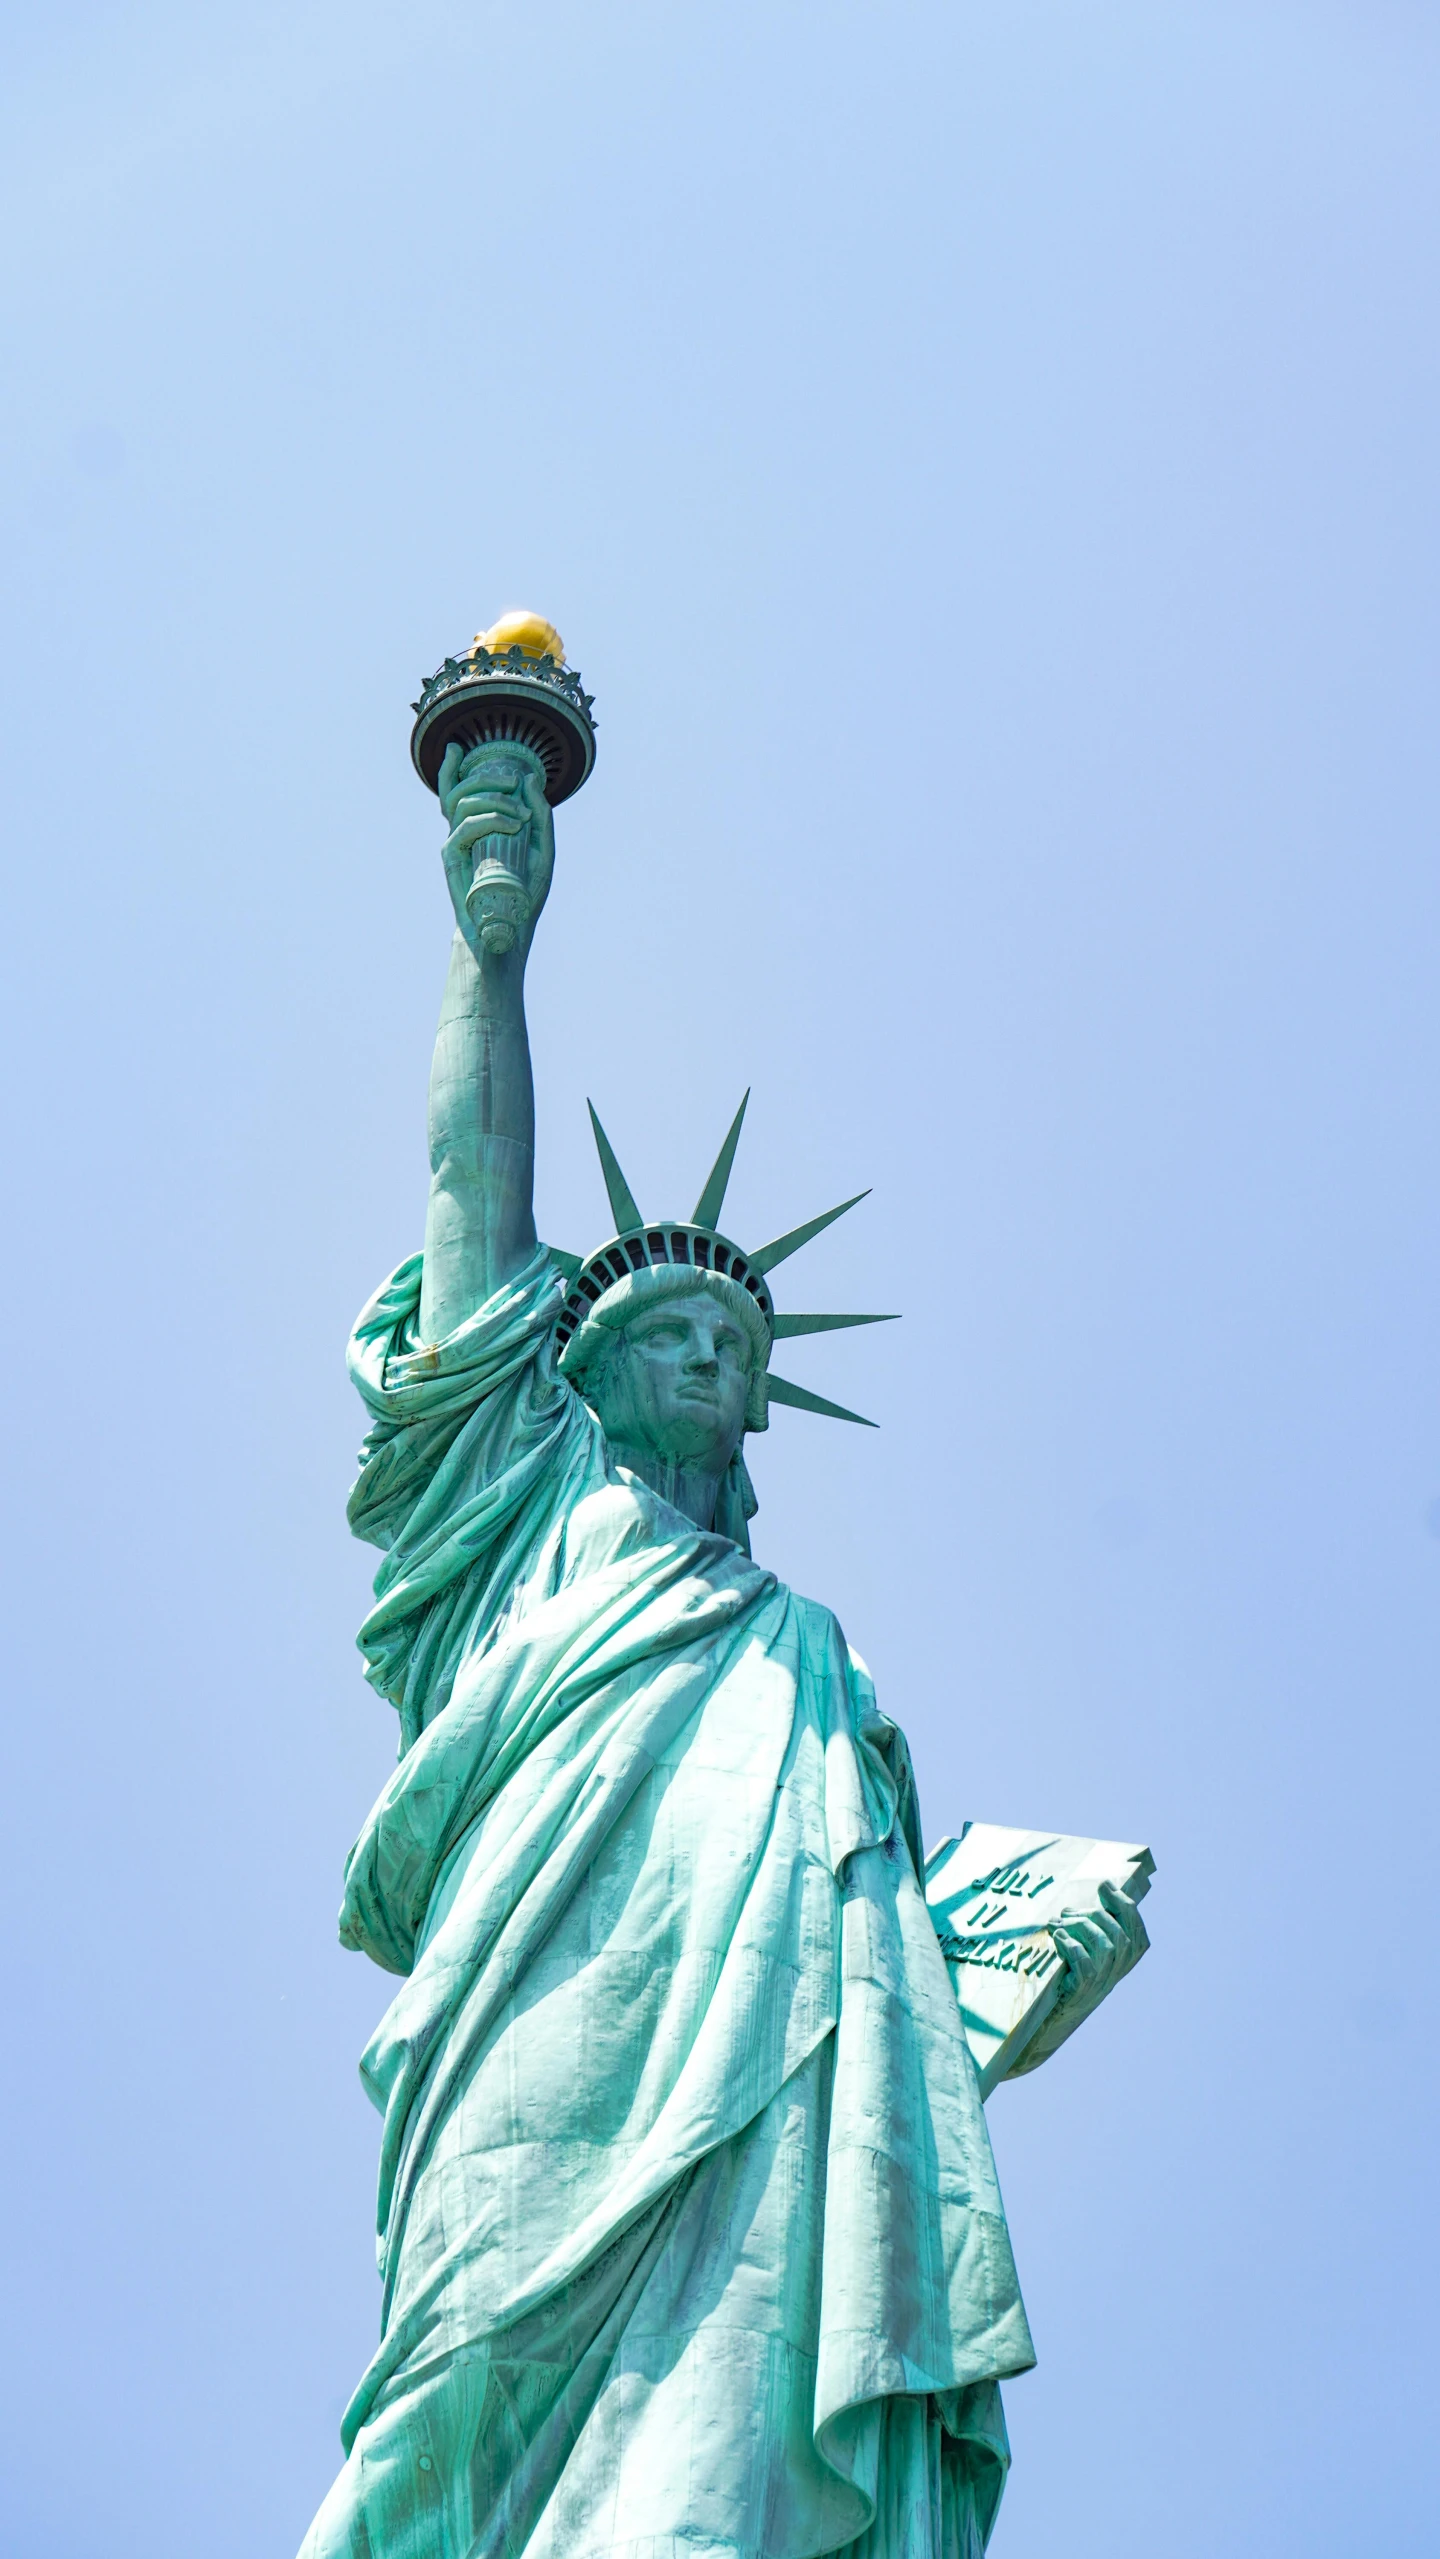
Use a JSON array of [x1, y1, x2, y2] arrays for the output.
[[1002, 1879, 1150, 2078]]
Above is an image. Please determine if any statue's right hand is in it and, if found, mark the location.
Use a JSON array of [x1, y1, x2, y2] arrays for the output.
[[437, 738, 556, 962]]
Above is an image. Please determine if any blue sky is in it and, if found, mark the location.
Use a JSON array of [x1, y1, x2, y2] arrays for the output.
[[1, 6, 1436, 2553]]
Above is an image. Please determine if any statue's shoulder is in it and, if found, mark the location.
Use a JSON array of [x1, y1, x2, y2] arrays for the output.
[[560, 1466, 784, 1601], [757, 1577, 858, 1675], [559, 1466, 705, 1581]]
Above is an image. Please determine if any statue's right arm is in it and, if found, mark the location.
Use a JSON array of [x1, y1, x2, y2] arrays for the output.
[[417, 742, 556, 1343]]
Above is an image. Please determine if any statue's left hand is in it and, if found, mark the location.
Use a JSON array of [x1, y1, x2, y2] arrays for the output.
[[1006, 1879, 1150, 2076]]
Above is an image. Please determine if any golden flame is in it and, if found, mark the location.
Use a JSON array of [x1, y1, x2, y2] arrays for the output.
[[475, 610, 565, 665]]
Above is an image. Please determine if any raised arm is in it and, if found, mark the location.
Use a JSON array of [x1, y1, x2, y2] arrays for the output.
[[418, 738, 556, 1342]]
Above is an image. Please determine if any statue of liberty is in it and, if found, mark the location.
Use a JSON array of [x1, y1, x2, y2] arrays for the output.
[[298, 616, 1148, 2559]]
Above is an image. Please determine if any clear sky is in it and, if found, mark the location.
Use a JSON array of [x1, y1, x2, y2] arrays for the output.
[[1, 5, 1436, 2553]]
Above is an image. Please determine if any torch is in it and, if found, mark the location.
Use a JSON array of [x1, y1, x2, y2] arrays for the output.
[[409, 611, 597, 953]]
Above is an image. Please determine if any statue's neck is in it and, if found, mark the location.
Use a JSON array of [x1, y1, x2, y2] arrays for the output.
[[608, 1442, 723, 1533]]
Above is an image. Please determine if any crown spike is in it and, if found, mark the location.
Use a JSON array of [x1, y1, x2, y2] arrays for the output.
[[771, 1312, 898, 1339], [750, 1191, 870, 1277], [587, 1102, 643, 1233], [766, 1374, 877, 1428], [691, 1091, 750, 1230], [548, 1246, 584, 1283]]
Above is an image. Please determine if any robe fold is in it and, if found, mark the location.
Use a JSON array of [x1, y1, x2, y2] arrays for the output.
[[299, 1247, 1034, 2559]]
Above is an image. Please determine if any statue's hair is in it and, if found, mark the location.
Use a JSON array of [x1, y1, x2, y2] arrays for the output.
[[558, 1263, 770, 1433]]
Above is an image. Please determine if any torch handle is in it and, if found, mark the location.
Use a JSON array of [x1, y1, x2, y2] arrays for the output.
[[465, 820, 533, 956]]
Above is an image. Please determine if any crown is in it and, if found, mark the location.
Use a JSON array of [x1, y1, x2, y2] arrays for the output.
[[552, 1094, 897, 1428], [410, 610, 597, 805]]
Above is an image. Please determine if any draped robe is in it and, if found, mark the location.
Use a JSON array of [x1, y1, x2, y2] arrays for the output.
[[298, 1247, 1035, 2559]]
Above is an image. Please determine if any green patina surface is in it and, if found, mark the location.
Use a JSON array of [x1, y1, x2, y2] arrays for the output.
[[299, 699, 1148, 2559]]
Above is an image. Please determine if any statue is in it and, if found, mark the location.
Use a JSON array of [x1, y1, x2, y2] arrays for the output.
[[298, 615, 1150, 2559]]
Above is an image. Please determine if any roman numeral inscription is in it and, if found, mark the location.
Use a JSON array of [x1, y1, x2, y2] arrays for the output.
[[939, 1933, 1062, 1979]]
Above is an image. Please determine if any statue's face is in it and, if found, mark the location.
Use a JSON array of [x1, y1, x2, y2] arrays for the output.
[[590, 1289, 753, 1473]]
